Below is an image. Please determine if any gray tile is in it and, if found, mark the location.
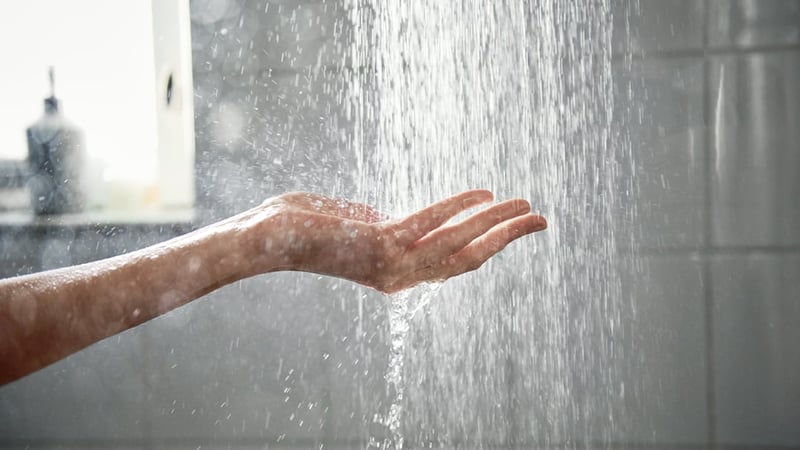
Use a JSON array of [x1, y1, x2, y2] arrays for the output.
[[610, 256, 708, 444], [326, 279, 516, 446], [710, 52, 800, 247], [258, 2, 345, 71], [0, 328, 147, 442], [615, 58, 707, 249], [405, 279, 515, 446], [712, 253, 800, 446], [190, 0, 243, 26], [0, 226, 178, 279], [149, 444, 360, 450], [191, 69, 357, 219], [709, 0, 800, 48], [142, 274, 333, 442], [0, 444, 144, 450], [510, 255, 708, 445], [0, 228, 42, 277], [0, 187, 27, 210], [249, 71, 349, 154], [323, 283, 390, 443], [189, 0, 357, 220], [192, 1, 346, 74], [612, 0, 705, 54]]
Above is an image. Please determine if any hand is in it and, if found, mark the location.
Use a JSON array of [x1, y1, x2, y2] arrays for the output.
[[0, 189, 546, 384], [233, 190, 547, 293]]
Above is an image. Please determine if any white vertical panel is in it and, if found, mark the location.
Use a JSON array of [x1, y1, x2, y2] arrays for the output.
[[152, 0, 195, 208]]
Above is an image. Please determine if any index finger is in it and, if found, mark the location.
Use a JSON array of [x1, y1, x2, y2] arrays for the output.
[[394, 190, 494, 245]]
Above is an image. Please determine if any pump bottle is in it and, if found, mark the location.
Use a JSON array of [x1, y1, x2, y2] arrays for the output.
[[26, 67, 86, 215]]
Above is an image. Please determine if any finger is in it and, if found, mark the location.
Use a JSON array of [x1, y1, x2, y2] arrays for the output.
[[421, 213, 547, 281], [282, 192, 387, 223], [411, 199, 536, 265], [394, 190, 494, 245]]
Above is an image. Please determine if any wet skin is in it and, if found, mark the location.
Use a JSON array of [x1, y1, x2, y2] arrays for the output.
[[0, 190, 546, 385]]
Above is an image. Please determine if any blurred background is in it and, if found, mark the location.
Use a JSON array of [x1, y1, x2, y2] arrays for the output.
[[0, 0, 799, 448]]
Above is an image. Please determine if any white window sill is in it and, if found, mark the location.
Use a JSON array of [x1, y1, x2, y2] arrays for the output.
[[0, 186, 194, 227], [0, 208, 194, 228]]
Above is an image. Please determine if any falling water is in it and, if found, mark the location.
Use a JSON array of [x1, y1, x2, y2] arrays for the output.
[[345, 0, 636, 448], [375, 283, 443, 450]]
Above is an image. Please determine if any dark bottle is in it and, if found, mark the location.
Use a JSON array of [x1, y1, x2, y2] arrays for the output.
[[27, 68, 86, 215]]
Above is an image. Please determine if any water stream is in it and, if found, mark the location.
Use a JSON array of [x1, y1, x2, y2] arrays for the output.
[[344, 0, 637, 447], [375, 283, 442, 450]]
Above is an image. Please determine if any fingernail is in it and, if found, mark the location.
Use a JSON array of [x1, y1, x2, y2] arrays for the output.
[[533, 217, 548, 231]]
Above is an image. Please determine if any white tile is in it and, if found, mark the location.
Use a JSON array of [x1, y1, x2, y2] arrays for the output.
[[712, 253, 800, 446], [710, 52, 800, 247]]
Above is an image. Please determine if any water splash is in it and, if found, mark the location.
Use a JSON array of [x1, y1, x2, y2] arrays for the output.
[[345, 0, 637, 447], [374, 283, 442, 449]]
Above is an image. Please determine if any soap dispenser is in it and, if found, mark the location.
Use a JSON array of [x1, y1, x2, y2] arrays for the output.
[[27, 67, 86, 215]]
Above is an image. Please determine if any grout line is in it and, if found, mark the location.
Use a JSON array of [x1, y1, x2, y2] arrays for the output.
[[626, 246, 800, 256], [612, 43, 800, 62], [701, 0, 717, 446]]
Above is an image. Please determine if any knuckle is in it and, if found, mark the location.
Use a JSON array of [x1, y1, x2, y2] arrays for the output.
[[276, 191, 310, 205]]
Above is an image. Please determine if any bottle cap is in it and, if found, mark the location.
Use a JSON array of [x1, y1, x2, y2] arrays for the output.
[[44, 66, 59, 114]]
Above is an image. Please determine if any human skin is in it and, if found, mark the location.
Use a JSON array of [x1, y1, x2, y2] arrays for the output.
[[0, 190, 546, 385]]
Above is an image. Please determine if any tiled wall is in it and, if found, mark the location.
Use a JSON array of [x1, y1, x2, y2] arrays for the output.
[[0, 0, 798, 448], [618, 0, 800, 447]]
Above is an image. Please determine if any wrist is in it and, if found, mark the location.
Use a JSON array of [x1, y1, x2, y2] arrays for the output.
[[212, 204, 286, 278]]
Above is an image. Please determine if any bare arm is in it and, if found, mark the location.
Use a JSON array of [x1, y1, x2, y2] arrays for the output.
[[0, 190, 546, 385]]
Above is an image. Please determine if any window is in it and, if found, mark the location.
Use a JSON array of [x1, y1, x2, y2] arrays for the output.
[[0, 0, 194, 214]]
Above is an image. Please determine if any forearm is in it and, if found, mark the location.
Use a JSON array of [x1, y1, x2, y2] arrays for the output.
[[0, 190, 546, 386], [0, 221, 256, 385]]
